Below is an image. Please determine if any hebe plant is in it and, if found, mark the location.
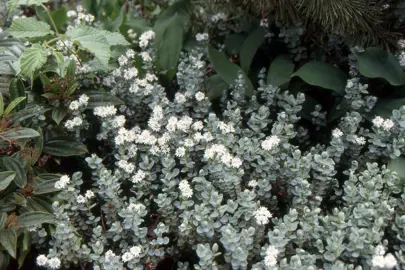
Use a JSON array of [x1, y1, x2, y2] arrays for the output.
[[0, 0, 405, 269]]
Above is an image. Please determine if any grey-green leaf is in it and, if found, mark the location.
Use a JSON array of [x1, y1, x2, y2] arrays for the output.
[[240, 27, 265, 73], [355, 47, 405, 86], [292, 61, 347, 94], [0, 229, 17, 258], [0, 172, 16, 191], [6, 17, 51, 38], [267, 55, 295, 87], [3, 157, 26, 188], [388, 157, 405, 179], [208, 46, 254, 97], [20, 44, 47, 77], [33, 180, 60, 195], [18, 212, 55, 226], [85, 91, 124, 109]]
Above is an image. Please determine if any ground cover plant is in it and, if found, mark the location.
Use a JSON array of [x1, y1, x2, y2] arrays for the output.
[[0, 0, 405, 269]]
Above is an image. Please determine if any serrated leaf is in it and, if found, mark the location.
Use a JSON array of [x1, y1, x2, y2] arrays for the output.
[[292, 61, 347, 95], [6, 18, 51, 38], [52, 106, 67, 125], [7, 0, 49, 14], [355, 47, 405, 86], [267, 55, 295, 87], [240, 27, 265, 73], [0, 172, 16, 191], [33, 180, 59, 195], [208, 46, 254, 97], [66, 25, 111, 66], [155, 13, 184, 72], [101, 30, 130, 46], [0, 230, 16, 259], [18, 211, 55, 226], [20, 44, 47, 77], [84, 91, 124, 109], [43, 138, 87, 157], [3, 157, 26, 188]]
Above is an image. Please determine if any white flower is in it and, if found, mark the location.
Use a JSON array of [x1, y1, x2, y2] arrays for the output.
[[195, 92, 205, 101], [248, 180, 258, 188], [372, 116, 385, 128], [175, 93, 187, 104], [55, 175, 70, 189], [398, 39, 405, 49], [254, 206, 272, 225], [140, 52, 152, 62], [130, 246, 142, 257], [48, 257, 61, 269], [192, 121, 204, 131], [94, 106, 117, 118], [139, 30, 155, 48], [196, 33, 209, 41], [372, 246, 397, 269], [78, 94, 89, 106], [118, 55, 128, 66], [122, 251, 134, 262], [184, 139, 195, 147], [105, 250, 118, 263], [126, 49, 136, 58], [261, 135, 280, 151], [65, 117, 83, 130], [112, 115, 126, 128], [177, 116, 193, 132], [118, 160, 135, 173], [353, 135, 366, 145], [67, 10, 77, 17], [36, 255, 48, 266], [145, 73, 157, 82], [175, 147, 186, 158], [132, 170, 146, 183], [85, 190, 95, 199], [166, 117, 178, 132], [179, 180, 193, 198], [77, 195, 86, 204], [375, 245, 385, 256], [69, 101, 80, 111], [384, 254, 398, 268], [123, 67, 138, 80], [260, 18, 268, 28], [231, 157, 242, 168], [264, 246, 279, 267], [382, 119, 395, 131], [332, 128, 343, 138]]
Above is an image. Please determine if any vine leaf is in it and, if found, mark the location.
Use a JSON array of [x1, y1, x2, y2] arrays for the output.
[[6, 17, 52, 38]]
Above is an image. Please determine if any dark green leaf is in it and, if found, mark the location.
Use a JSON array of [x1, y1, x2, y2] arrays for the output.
[[292, 61, 347, 94], [35, 174, 61, 182], [388, 157, 405, 179], [0, 229, 17, 258], [2, 128, 40, 140], [0, 252, 10, 270], [355, 48, 405, 86], [9, 105, 52, 124], [205, 74, 228, 100], [155, 13, 184, 71], [18, 211, 55, 227], [371, 98, 405, 118], [224, 34, 246, 55], [8, 78, 26, 112], [17, 230, 30, 269], [267, 55, 294, 87], [208, 46, 254, 97], [0, 172, 16, 191], [155, 0, 191, 27], [51, 8, 68, 31], [0, 214, 6, 231], [43, 138, 87, 157], [4, 97, 26, 116], [33, 180, 60, 195], [3, 157, 26, 188], [52, 106, 67, 125], [240, 27, 265, 73], [85, 91, 124, 109]]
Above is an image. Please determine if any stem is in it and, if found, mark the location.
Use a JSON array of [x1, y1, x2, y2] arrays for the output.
[[45, 36, 61, 46], [41, 4, 59, 34]]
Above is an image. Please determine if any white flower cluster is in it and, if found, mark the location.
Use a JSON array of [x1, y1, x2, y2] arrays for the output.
[[179, 180, 193, 198], [148, 105, 164, 131], [139, 30, 155, 48], [261, 135, 280, 151], [372, 245, 397, 269], [36, 255, 61, 269], [211, 12, 227, 23], [122, 246, 142, 262], [352, 135, 366, 145], [55, 175, 70, 189], [195, 91, 206, 101], [94, 105, 117, 118], [117, 160, 135, 174], [254, 206, 272, 225], [196, 33, 209, 41], [67, 5, 94, 24], [264, 246, 279, 267], [77, 190, 95, 204], [372, 116, 395, 131], [332, 128, 344, 138], [204, 144, 243, 168], [104, 250, 120, 263], [69, 94, 89, 111], [65, 116, 83, 130], [132, 170, 146, 183]]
